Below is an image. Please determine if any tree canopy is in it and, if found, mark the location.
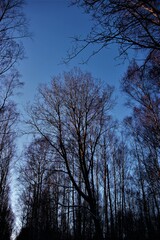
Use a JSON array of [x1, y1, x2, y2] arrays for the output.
[[66, 0, 160, 62]]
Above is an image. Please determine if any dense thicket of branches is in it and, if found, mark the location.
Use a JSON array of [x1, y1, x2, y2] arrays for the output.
[[0, 1, 159, 240], [0, 72, 23, 240], [66, 0, 160, 63], [15, 67, 160, 240], [0, 0, 28, 76], [0, 1, 28, 239]]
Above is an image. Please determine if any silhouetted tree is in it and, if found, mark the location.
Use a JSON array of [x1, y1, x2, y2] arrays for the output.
[[14, 65, 160, 240], [0, 75, 22, 240], [0, 0, 28, 76], [0, 1, 29, 238], [26, 68, 115, 240], [0, 186, 14, 240], [19, 137, 61, 240], [121, 56, 160, 240], [67, 0, 160, 63]]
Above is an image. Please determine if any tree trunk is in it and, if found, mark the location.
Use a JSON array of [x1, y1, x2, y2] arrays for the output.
[[89, 200, 103, 240]]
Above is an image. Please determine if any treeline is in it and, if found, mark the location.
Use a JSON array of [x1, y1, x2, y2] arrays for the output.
[[0, 1, 160, 240], [0, 0, 27, 239], [16, 62, 159, 240]]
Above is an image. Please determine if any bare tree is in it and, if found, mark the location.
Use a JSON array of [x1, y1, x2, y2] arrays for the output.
[[0, 2, 29, 237], [121, 55, 160, 239], [0, 0, 28, 76], [66, 0, 160, 63], [122, 58, 160, 158], [0, 74, 22, 240], [26, 68, 114, 240], [19, 137, 61, 240], [0, 186, 14, 240]]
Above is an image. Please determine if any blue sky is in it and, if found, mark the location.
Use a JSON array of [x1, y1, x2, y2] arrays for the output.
[[17, 0, 131, 121], [12, 1, 133, 236]]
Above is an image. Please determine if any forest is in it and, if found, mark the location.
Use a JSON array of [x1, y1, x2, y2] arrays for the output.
[[0, 1, 160, 240]]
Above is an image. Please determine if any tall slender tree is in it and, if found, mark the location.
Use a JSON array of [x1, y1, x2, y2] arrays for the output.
[[0, 74, 22, 239], [27, 68, 115, 240]]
